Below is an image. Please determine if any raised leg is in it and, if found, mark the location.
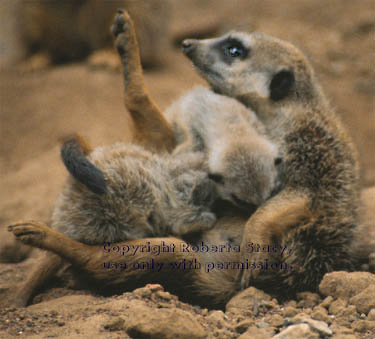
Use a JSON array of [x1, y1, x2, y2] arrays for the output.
[[112, 10, 175, 153]]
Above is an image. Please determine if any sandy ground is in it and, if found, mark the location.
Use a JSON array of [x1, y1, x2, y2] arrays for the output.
[[0, 1, 374, 338]]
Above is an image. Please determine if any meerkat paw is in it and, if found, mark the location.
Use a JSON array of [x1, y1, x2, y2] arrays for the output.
[[8, 221, 48, 246], [173, 211, 216, 236], [198, 211, 217, 230], [111, 9, 131, 39]]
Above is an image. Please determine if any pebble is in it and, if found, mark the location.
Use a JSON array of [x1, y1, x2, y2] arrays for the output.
[[321, 296, 333, 309], [328, 298, 346, 315], [283, 306, 298, 317]]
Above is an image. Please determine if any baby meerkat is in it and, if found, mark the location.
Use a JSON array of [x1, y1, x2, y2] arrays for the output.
[[165, 86, 282, 210], [56, 135, 217, 243], [181, 31, 360, 292]]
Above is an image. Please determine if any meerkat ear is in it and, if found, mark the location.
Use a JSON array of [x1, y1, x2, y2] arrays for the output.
[[61, 138, 107, 195], [269, 70, 295, 101]]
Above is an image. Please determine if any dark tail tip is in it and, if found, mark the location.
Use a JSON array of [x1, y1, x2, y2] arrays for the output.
[[61, 138, 107, 195]]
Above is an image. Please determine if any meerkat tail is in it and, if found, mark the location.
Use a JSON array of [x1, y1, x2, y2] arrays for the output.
[[61, 136, 107, 195]]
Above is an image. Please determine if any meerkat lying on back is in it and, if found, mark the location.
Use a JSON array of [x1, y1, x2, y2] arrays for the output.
[[3, 133, 217, 307], [165, 86, 282, 210], [56, 135, 217, 243]]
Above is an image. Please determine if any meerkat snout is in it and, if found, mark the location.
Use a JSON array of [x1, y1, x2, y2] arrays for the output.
[[182, 39, 198, 57]]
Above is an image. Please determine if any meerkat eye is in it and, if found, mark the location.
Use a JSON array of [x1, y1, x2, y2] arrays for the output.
[[227, 46, 244, 57]]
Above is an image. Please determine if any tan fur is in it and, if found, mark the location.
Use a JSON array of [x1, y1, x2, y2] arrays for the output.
[[7, 12, 360, 307], [165, 85, 281, 209], [112, 10, 175, 152], [182, 31, 360, 291], [55, 140, 217, 242]]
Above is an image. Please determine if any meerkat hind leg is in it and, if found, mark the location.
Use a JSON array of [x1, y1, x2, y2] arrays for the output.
[[8, 222, 201, 294], [112, 10, 175, 152], [239, 192, 312, 289]]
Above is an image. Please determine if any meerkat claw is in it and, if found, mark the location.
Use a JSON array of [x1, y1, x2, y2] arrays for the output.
[[8, 221, 47, 245]]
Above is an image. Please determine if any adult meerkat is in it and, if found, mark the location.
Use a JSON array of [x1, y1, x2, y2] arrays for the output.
[[165, 85, 282, 210], [181, 30, 360, 290], [7, 10, 357, 306]]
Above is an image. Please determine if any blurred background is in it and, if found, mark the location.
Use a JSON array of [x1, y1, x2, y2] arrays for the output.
[[0, 0, 374, 260]]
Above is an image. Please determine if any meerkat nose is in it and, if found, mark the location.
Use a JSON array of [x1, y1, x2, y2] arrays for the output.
[[181, 39, 197, 57]]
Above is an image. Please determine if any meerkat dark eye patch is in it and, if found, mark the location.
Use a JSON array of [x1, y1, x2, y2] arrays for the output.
[[214, 37, 249, 64], [208, 173, 224, 184], [270, 70, 295, 101]]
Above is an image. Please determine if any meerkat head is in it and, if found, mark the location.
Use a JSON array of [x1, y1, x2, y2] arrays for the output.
[[182, 31, 323, 111], [207, 140, 281, 211]]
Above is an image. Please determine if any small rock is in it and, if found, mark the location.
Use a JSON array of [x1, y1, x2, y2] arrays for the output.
[[133, 287, 152, 298], [311, 307, 331, 324], [201, 308, 208, 316], [270, 314, 284, 327], [155, 291, 172, 301], [367, 308, 375, 321], [103, 317, 126, 331], [145, 283, 164, 292], [328, 298, 346, 315], [285, 300, 297, 308], [206, 310, 226, 329], [319, 272, 375, 300], [320, 296, 333, 309], [296, 292, 321, 308], [226, 287, 271, 313], [351, 320, 375, 332], [339, 305, 357, 317], [349, 285, 375, 314], [283, 306, 299, 317], [239, 326, 272, 339], [348, 315, 356, 322], [273, 324, 319, 339], [290, 314, 332, 337], [234, 320, 253, 334], [255, 321, 269, 328]]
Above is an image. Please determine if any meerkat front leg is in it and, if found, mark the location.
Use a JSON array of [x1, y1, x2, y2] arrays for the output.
[[112, 10, 175, 152], [239, 192, 312, 289]]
